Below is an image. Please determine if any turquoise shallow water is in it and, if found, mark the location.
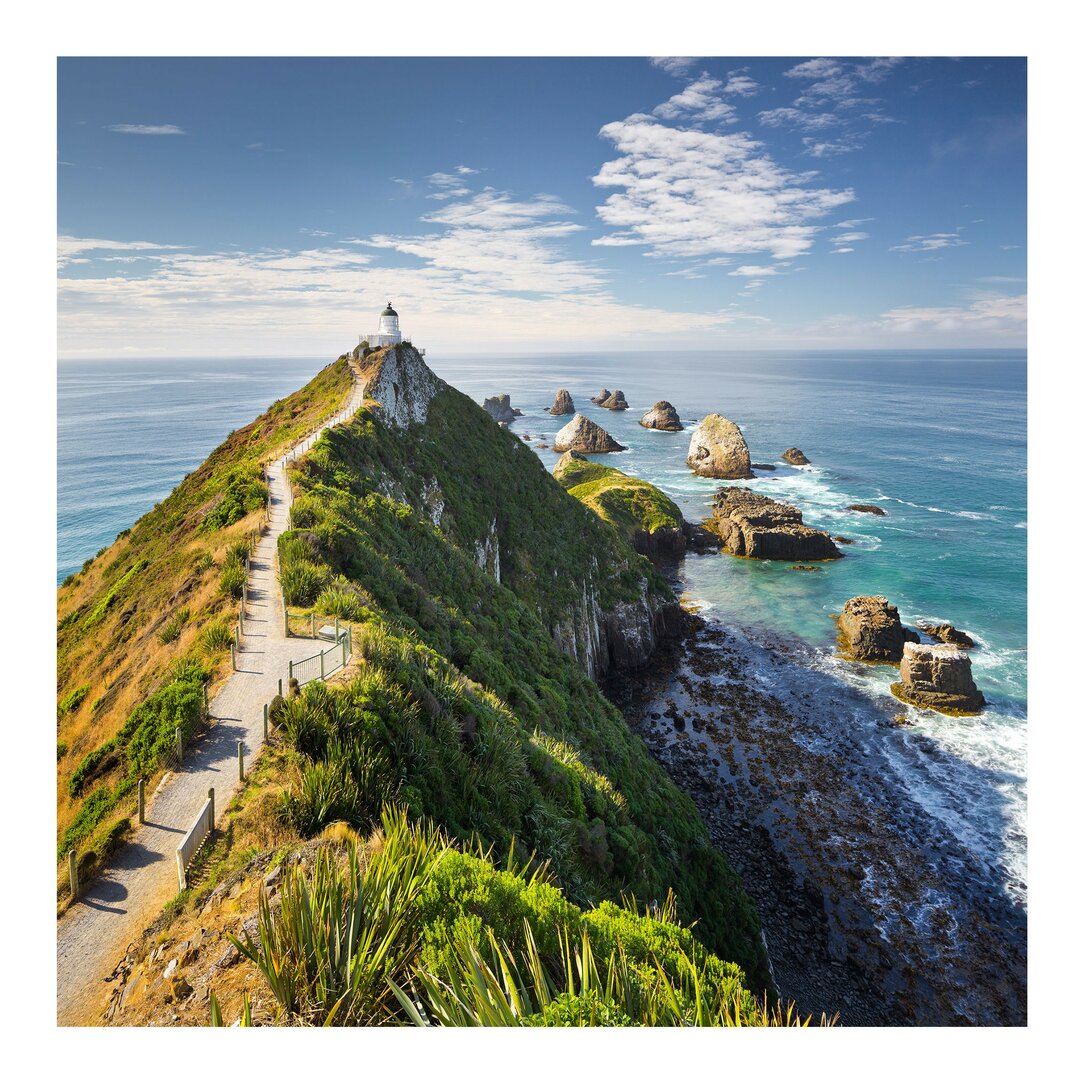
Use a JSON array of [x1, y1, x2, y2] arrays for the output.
[[57, 349, 1027, 901]]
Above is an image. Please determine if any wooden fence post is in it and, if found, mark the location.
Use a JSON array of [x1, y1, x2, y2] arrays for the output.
[[208, 787, 215, 832], [278, 678, 283, 698], [320, 648, 325, 680], [238, 740, 245, 782], [138, 778, 145, 824], [231, 642, 237, 671], [68, 849, 78, 900]]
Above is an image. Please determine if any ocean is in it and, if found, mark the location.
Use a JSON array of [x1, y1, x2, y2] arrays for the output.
[[57, 349, 1028, 939]]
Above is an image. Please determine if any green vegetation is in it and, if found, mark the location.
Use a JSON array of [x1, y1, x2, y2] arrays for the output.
[[555, 454, 684, 549], [62, 663, 208, 853], [57, 683, 90, 718], [261, 371, 766, 987], [228, 810, 817, 1027], [158, 607, 190, 645], [201, 465, 268, 533]]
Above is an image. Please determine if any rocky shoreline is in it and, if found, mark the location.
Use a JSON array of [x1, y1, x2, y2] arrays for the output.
[[604, 593, 1026, 1026]]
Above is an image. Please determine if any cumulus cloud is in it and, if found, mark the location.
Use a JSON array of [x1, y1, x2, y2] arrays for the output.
[[653, 76, 737, 124], [592, 112, 854, 261], [650, 57, 698, 78], [889, 232, 968, 254], [106, 123, 186, 135]]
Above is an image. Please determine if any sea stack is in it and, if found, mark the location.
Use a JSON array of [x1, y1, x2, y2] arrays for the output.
[[591, 388, 611, 404], [552, 414, 626, 454], [837, 595, 918, 662], [848, 504, 887, 516], [686, 414, 753, 479], [704, 488, 841, 560], [891, 643, 986, 714], [918, 622, 976, 648], [600, 389, 629, 410], [640, 401, 684, 431], [548, 388, 575, 416], [483, 394, 519, 423], [783, 447, 811, 466]]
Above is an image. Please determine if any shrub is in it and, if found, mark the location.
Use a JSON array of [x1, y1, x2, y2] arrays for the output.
[[121, 672, 207, 778], [57, 684, 90, 718], [219, 561, 247, 599], [197, 620, 234, 656], [201, 466, 269, 532], [281, 559, 330, 606], [57, 740, 68, 762], [158, 607, 191, 645], [316, 582, 366, 621]]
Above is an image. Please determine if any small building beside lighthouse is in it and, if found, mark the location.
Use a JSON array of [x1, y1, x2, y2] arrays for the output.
[[364, 302, 403, 348]]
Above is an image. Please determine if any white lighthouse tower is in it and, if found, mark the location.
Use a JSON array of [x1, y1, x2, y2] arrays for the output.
[[364, 301, 403, 348]]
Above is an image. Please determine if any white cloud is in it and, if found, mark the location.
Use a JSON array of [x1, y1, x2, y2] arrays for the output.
[[653, 76, 737, 124], [803, 135, 862, 157], [455, 165, 479, 175], [426, 171, 473, 200], [723, 71, 759, 97], [728, 265, 784, 277], [300, 228, 333, 238], [650, 57, 698, 78], [830, 247, 855, 254], [58, 186, 754, 356], [592, 113, 854, 261], [57, 235, 186, 269], [758, 107, 839, 131], [880, 293, 1026, 334], [784, 59, 844, 80], [106, 123, 186, 135], [835, 218, 873, 228], [889, 232, 968, 254], [833, 232, 869, 243]]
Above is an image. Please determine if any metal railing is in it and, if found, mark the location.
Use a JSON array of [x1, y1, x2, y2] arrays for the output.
[[289, 625, 353, 687]]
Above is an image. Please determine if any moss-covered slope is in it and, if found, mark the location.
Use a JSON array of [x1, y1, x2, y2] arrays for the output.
[[554, 451, 686, 557]]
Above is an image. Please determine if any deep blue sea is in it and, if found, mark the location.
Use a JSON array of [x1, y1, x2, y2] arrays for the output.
[[57, 350, 1027, 902]]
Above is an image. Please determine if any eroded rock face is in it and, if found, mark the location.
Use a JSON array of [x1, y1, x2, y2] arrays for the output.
[[591, 388, 611, 404], [919, 622, 976, 649], [483, 394, 518, 423], [783, 447, 810, 465], [686, 414, 753, 479], [553, 414, 625, 453], [360, 344, 446, 427], [838, 595, 917, 662], [600, 389, 629, 410], [704, 488, 841, 560], [548, 388, 575, 415], [640, 400, 683, 431], [891, 643, 986, 714]]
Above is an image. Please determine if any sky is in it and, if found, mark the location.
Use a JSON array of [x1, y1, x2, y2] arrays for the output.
[[57, 56, 1027, 357]]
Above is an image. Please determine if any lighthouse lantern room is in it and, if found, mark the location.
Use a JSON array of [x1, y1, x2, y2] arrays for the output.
[[364, 302, 403, 348]]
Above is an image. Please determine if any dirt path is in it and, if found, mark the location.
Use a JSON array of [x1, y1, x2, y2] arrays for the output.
[[56, 368, 365, 1025]]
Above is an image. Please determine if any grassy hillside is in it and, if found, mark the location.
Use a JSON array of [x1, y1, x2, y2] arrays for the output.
[[258, 372, 769, 987], [55, 358, 354, 889]]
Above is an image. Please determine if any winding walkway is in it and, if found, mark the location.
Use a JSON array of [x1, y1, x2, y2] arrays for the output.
[[56, 367, 365, 1025]]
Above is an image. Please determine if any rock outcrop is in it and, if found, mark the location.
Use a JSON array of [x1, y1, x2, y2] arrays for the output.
[[837, 595, 918, 662], [547, 388, 575, 415], [918, 622, 976, 649], [639, 401, 683, 431], [686, 414, 753, 479], [483, 394, 519, 423], [591, 388, 611, 404], [704, 488, 841, 560], [553, 414, 625, 454], [358, 343, 446, 427], [599, 389, 629, 410], [751, 463, 776, 472], [783, 447, 811, 465], [891, 643, 986, 714], [848, 504, 887, 516]]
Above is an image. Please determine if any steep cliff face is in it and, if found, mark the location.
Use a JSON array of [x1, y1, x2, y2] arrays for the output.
[[337, 344, 677, 679]]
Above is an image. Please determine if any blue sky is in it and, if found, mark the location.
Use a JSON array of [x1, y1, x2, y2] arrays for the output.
[[57, 56, 1026, 356]]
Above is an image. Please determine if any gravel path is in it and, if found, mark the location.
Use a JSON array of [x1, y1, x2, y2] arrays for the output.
[[57, 368, 365, 1025]]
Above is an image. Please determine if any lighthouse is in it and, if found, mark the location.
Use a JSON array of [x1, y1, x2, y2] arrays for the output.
[[364, 301, 403, 348]]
